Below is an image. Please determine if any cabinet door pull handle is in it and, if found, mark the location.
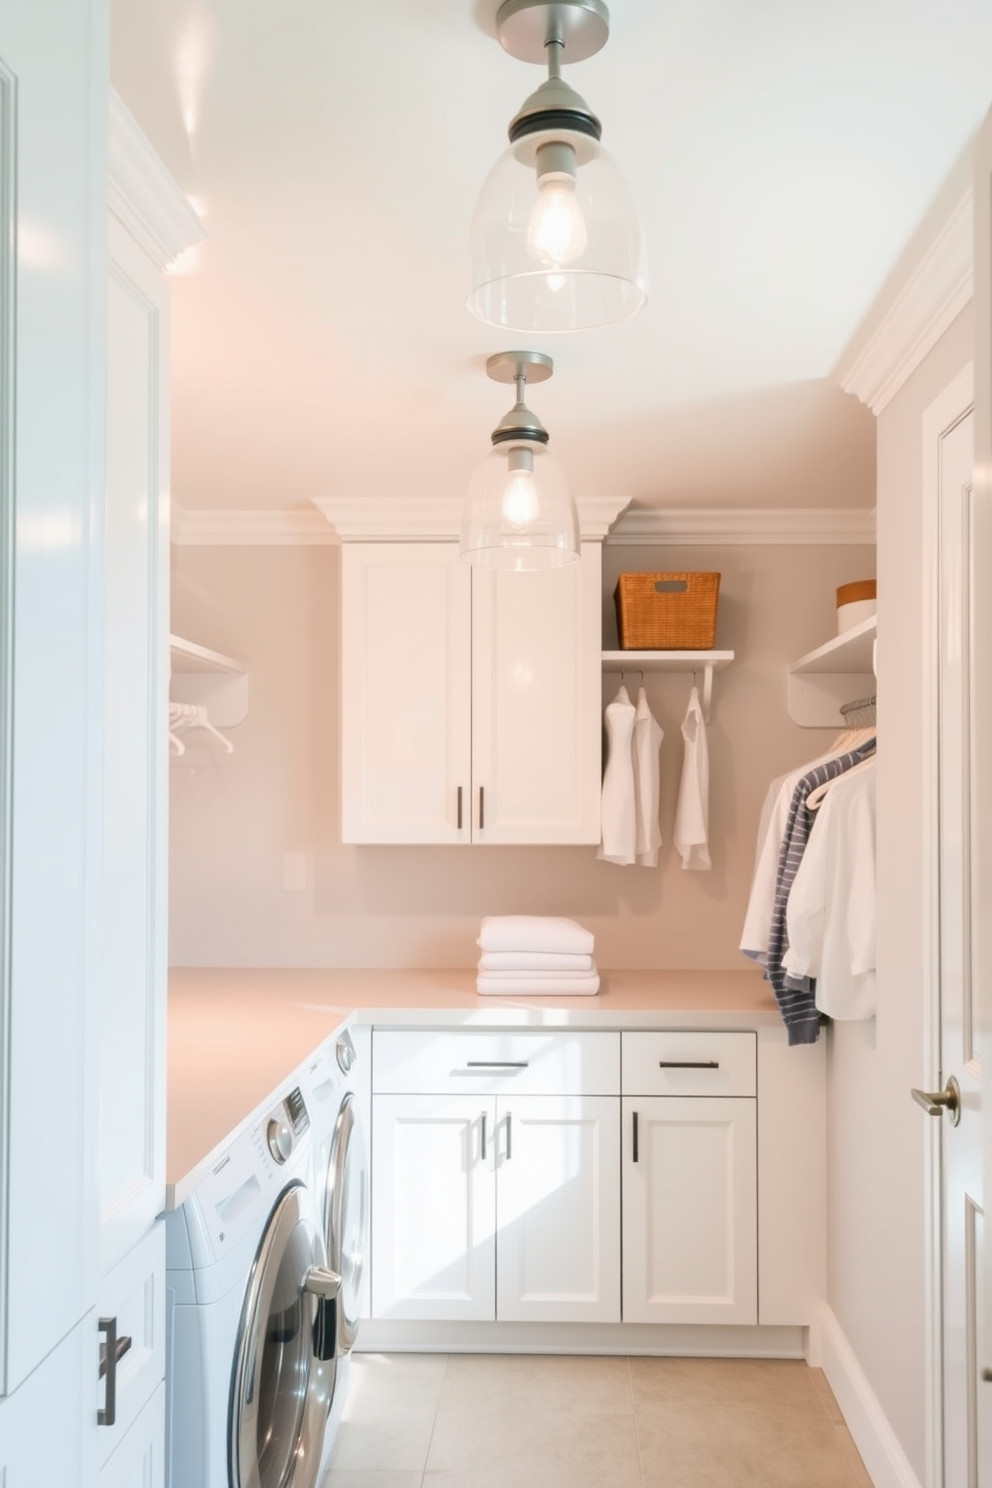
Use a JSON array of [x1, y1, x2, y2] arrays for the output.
[[658, 1060, 720, 1069], [457, 786, 463, 830], [466, 1061, 530, 1069], [480, 1110, 487, 1160], [632, 1110, 639, 1163], [505, 1112, 512, 1160], [479, 785, 485, 830], [98, 1316, 131, 1426]]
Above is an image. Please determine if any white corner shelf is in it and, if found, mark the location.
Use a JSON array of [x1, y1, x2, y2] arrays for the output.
[[787, 616, 876, 726], [169, 634, 249, 727], [601, 650, 734, 723]]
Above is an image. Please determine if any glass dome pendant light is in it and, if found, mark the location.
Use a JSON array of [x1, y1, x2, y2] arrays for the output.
[[468, 0, 648, 335], [459, 350, 580, 571]]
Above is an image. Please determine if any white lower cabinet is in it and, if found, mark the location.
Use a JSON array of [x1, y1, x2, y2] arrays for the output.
[[98, 1383, 165, 1488], [621, 1032, 758, 1326], [94, 1224, 166, 1473], [370, 1031, 621, 1324]]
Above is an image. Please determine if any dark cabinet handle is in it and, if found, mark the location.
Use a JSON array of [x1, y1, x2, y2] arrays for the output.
[[457, 786, 463, 830], [479, 786, 485, 829], [505, 1111, 512, 1160], [658, 1060, 720, 1069], [480, 1110, 487, 1160], [632, 1110, 639, 1163], [98, 1316, 131, 1426]]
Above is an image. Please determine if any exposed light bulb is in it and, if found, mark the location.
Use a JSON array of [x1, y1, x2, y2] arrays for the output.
[[526, 173, 588, 267], [502, 466, 538, 527]]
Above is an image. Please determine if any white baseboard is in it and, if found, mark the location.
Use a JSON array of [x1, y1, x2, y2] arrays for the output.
[[820, 1306, 924, 1488]]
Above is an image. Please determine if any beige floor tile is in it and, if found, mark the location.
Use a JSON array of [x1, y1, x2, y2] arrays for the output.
[[438, 1352, 634, 1414], [630, 1355, 819, 1411], [329, 1410, 437, 1473], [427, 1406, 642, 1487], [322, 1474, 424, 1488], [346, 1354, 448, 1417], [636, 1405, 863, 1488], [830, 1420, 875, 1486], [809, 1367, 848, 1425]]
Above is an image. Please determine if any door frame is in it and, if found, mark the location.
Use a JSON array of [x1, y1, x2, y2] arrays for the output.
[[921, 359, 975, 1487]]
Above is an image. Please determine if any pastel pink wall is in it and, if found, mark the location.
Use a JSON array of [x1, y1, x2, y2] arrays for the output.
[[169, 536, 874, 969]]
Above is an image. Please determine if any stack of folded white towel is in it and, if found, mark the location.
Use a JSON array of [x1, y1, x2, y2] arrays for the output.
[[476, 915, 600, 996]]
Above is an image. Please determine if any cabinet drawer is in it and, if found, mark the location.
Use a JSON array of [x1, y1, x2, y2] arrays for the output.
[[622, 1031, 756, 1097], [373, 1029, 619, 1096]]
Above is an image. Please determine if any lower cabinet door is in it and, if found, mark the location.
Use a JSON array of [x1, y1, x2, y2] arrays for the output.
[[495, 1095, 621, 1323], [98, 1382, 165, 1488], [622, 1096, 758, 1325], [371, 1094, 496, 1320]]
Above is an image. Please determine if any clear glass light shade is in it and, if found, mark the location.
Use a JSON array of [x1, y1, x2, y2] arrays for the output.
[[468, 135, 648, 333], [460, 442, 580, 570]]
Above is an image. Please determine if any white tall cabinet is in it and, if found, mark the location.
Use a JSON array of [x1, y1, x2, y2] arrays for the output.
[[340, 540, 603, 845], [0, 14, 199, 1477]]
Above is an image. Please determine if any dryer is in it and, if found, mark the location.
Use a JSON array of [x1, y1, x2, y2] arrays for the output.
[[302, 1024, 370, 1482], [166, 1077, 339, 1488]]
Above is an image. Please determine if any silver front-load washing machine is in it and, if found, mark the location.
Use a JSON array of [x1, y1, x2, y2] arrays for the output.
[[166, 1078, 341, 1488], [302, 1026, 370, 1483]]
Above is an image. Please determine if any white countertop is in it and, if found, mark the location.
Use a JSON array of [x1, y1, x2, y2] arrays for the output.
[[167, 966, 776, 1204]]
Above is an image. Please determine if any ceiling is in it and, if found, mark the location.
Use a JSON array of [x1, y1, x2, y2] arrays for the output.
[[110, 1, 992, 523]]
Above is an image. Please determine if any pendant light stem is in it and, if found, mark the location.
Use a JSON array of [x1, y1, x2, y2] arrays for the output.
[[515, 368, 528, 406], [545, 35, 564, 79]]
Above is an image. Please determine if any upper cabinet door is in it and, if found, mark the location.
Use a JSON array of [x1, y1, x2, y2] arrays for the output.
[[472, 542, 602, 845], [341, 544, 472, 844]]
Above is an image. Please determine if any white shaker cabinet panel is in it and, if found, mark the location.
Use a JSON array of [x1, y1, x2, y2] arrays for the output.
[[98, 1382, 165, 1488], [621, 1096, 757, 1326], [471, 543, 602, 844], [495, 1095, 620, 1324], [100, 213, 170, 1274], [371, 1094, 496, 1320], [340, 541, 601, 844], [341, 544, 472, 843]]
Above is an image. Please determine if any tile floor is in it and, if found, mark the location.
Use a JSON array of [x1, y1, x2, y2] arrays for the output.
[[323, 1352, 874, 1488]]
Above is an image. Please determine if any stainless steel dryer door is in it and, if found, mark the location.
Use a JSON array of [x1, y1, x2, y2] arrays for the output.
[[325, 1092, 370, 1355], [231, 1182, 339, 1488]]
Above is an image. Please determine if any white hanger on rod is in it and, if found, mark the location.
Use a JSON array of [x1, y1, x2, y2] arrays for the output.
[[169, 700, 235, 755]]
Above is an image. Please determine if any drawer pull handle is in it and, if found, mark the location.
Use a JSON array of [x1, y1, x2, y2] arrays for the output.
[[457, 786, 463, 830], [465, 1061, 530, 1070], [479, 785, 485, 830], [658, 1060, 720, 1069], [98, 1317, 131, 1426], [480, 1110, 487, 1160], [632, 1110, 639, 1163], [505, 1111, 512, 1160]]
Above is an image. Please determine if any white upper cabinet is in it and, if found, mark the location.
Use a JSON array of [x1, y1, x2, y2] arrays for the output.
[[340, 542, 602, 845]]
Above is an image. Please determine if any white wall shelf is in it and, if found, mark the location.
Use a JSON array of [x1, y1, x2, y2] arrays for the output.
[[169, 635, 248, 726], [601, 650, 734, 723], [787, 616, 876, 726]]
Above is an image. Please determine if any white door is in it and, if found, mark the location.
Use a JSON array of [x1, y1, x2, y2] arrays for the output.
[[621, 1095, 757, 1325], [471, 542, 602, 845], [370, 1094, 496, 1320], [340, 543, 472, 843], [495, 1095, 620, 1323], [927, 389, 984, 1487], [971, 99, 992, 1475]]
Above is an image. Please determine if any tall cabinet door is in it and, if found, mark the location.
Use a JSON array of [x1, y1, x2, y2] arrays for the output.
[[371, 1094, 496, 1320], [621, 1096, 757, 1325], [471, 542, 602, 845], [341, 544, 472, 843], [495, 1095, 621, 1323], [100, 210, 170, 1274]]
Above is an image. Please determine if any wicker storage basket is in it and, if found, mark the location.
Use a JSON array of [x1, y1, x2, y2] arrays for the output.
[[614, 571, 721, 650]]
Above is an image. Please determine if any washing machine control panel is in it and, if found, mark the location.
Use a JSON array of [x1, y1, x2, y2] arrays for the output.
[[336, 1031, 356, 1075], [266, 1117, 293, 1163], [267, 1086, 310, 1163]]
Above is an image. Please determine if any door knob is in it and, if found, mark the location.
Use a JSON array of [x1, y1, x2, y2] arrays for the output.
[[910, 1075, 961, 1127]]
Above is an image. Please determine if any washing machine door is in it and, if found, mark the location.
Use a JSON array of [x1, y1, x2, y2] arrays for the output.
[[230, 1182, 339, 1488], [325, 1091, 369, 1356]]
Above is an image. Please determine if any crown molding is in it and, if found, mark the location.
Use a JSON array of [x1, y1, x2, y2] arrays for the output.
[[835, 189, 973, 416], [170, 504, 337, 546], [109, 89, 206, 271], [310, 495, 631, 542], [171, 501, 874, 547], [607, 507, 876, 545]]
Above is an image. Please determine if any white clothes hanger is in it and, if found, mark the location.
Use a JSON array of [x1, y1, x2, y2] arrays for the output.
[[169, 700, 235, 755], [807, 751, 876, 811]]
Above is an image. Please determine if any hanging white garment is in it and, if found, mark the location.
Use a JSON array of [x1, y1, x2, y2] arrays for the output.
[[784, 761, 877, 1021], [598, 685, 637, 865], [673, 685, 710, 870], [633, 687, 663, 867]]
